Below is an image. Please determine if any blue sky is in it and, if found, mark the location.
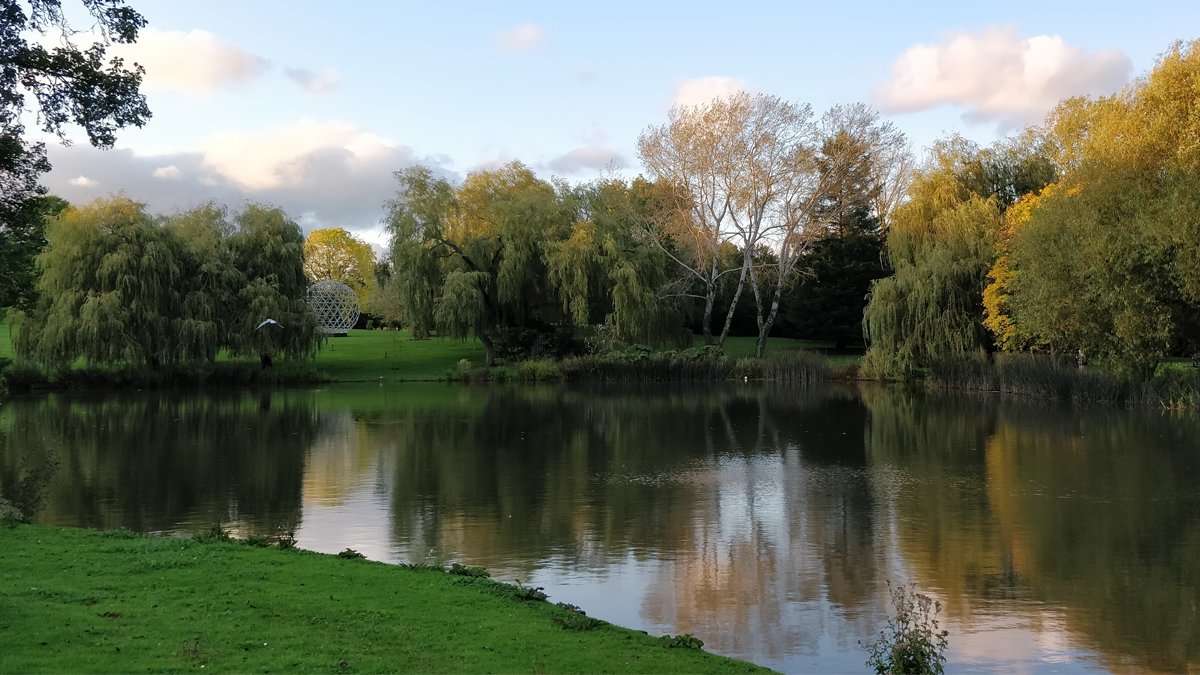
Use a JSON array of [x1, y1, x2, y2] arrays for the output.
[[38, 0, 1200, 247]]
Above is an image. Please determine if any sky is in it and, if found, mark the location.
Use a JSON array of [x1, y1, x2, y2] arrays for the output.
[[32, 0, 1200, 249]]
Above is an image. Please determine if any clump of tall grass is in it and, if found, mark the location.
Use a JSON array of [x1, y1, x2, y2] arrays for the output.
[[557, 346, 827, 383], [515, 359, 565, 382], [0, 359, 326, 393], [754, 350, 829, 382], [926, 352, 1199, 407], [1145, 368, 1200, 409]]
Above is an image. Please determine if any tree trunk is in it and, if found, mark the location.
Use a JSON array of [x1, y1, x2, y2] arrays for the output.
[[755, 277, 785, 359], [749, 256, 765, 336], [718, 251, 752, 348], [481, 333, 496, 368], [702, 280, 715, 346], [701, 256, 719, 346]]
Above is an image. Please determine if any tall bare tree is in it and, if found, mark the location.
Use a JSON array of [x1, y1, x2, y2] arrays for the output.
[[749, 105, 913, 357], [638, 92, 820, 347]]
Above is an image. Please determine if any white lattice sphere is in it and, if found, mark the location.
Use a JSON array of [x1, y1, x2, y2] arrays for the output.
[[308, 280, 360, 336]]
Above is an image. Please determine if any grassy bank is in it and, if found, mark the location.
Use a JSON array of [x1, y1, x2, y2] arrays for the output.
[[0, 524, 767, 673], [0, 319, 849, 390]]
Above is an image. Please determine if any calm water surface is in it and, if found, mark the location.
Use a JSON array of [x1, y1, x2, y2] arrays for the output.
[[3, 382, 1199, 673]]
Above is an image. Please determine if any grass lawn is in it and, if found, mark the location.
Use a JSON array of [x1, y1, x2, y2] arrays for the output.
[[1, 314, 854, 384], [0, 525, 768, 674], [695, 334, 833, 358], [314, 330, 486, 382]]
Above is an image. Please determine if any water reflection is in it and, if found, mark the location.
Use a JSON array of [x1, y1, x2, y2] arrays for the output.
[[2, 382, 1199, 672], [1, 390, 315, 534]]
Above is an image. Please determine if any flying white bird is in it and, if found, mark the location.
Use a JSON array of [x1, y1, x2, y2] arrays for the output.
[[255, 319, 281, 331]]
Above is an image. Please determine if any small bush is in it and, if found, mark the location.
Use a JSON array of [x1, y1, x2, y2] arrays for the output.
[[501, 580, 547, 602], [516, 359, 563, 382], [337, 548, 366, 559], [552, 611, 603, 631], [659, 634, 705, 650], [0, 498, 25, 526], [194, 523, 233, 543], [243, 534, 272, 548], [447, 562, 490, 578], [275, 526, 298, 550], [454, 359, 472, 383], [864, 582, 949, 675]]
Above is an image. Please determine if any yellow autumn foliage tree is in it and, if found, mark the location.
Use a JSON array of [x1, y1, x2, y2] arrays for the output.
[[303, 227, 376, 306]]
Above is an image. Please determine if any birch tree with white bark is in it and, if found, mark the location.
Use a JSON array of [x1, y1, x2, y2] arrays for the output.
[[638, 92, 820, 347]]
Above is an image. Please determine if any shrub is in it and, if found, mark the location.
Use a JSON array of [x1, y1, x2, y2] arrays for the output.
[[243, 534, 272, 548], [552, 610, 603, 631], [455, 359, 472, 382], [659, 634, 705, 650], [864, 582, 949, 675], [194, 523, 234, 543], [447, 563, 490, 578], [516, 359, 564, 382]]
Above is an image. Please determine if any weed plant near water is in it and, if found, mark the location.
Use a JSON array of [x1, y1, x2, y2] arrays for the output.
[[864, 582, 949, 675]]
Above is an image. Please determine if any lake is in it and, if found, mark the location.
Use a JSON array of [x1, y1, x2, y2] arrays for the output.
[[2, 382, 1198, 672]]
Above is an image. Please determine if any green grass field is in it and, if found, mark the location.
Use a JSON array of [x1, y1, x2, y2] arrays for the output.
[[0, 525, 767, 674], [315, 330, 486, 382], [0, 312, 849, 384]]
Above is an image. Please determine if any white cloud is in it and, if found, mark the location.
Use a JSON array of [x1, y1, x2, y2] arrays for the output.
[[285, 67, 343, 94], [672, 76, 748, 108], [874, 26, 1131, 127], [547, 146, 626, 175], [496, 24, 545, 55], [42, 120, 445, 238], [110, 29, 269, 93], [200, 118, 396, 191]]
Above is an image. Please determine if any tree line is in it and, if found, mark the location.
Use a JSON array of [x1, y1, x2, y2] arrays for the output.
[[864, 39, 1200, 377], [3, 1, 1197, 378], [382, 97, 906, 365], [14, 200, 318, 368]]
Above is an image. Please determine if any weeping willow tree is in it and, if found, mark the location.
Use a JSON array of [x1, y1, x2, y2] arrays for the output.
[[545, 177, 684, 345], [16, 197, 319, 369], [16, 196, 181, 367], [386, 161, 573, 366], [862, 136, 1053, 377], [165, 202, 239, 363], [225, 204, 320, 362]]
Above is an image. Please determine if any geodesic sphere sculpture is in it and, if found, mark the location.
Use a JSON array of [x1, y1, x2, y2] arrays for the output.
[[308, 280, 360, 336]]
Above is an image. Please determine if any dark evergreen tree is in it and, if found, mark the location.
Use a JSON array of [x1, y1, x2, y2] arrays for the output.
[[781, 206, 887, 349]]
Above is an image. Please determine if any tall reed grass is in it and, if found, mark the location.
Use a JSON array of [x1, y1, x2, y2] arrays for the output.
[[927, 353, 1200, 408], [0, 359, 325, 393], [555, 348, 828, 383]]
